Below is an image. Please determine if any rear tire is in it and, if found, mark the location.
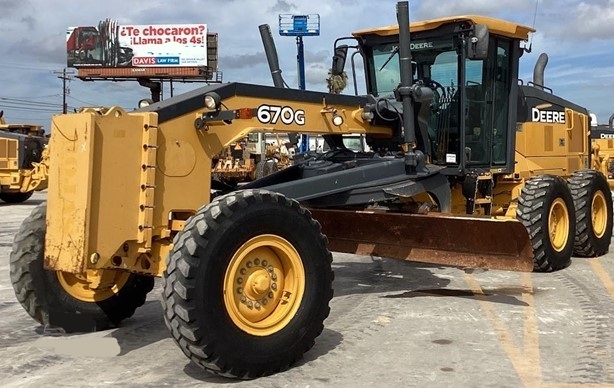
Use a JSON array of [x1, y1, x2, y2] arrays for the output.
[[162, 189, 334, 378], [568, 170, 613, 257], [516, 175, 575, 272], [10, 203, 154, 331], [0, 191, 33, 203]]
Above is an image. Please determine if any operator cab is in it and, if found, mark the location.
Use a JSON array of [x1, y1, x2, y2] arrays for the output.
[[349, 16, 533, 175]]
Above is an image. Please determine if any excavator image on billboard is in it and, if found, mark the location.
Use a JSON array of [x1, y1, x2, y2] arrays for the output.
[[9, 1, 612, 379]]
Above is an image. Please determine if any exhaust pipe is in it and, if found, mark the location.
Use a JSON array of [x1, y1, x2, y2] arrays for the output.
[[533, 53, 548, 90], [259, 24, 284, 88], [396, 1, 416, 147]]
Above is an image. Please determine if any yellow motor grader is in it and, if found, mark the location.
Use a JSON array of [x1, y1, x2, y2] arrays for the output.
[[590, 113, 614, 187], [9, 1, 612, 379], [0, 111, 48, 203]]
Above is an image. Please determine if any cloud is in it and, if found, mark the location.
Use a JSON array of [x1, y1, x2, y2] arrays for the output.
[[305, 62, 330, 88], [220, 52, 268, 70], [543, 0, 614, 41], [269, 0, 297, 13], [9, 34, 66, 64], [414, 0, 533, 21], [0, 0, 613, 124]]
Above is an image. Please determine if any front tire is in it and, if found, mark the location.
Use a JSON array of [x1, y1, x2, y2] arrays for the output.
[[162, 189, 333, 378], [568, 170, 613, 257], [516, 175, 575, 272], [10, 203, 154, 331]]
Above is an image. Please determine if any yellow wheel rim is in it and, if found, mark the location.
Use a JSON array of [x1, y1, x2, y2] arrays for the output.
[[549, 198, 570, 252], [223, 234, 305, 336], [592, 191, 608, 239], [56, 270, 131, 303]]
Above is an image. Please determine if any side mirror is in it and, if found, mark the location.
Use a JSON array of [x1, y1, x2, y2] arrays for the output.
[[467, 24, 489, 60], [331, 45, 348, 76]]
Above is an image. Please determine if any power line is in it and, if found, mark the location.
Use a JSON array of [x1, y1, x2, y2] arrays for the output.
[[67, 95, 98, 106], [0, 94, 61, 99], [0, 105, 63, 113], [0, 97, 64, 108], [0, 61, 59, 72]]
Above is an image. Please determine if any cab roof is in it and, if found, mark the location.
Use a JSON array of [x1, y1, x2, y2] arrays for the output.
[[352, 15, 534, 41]]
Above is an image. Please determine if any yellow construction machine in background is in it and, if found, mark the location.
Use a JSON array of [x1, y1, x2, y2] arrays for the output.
[[0, 111, 48, 203], [8, 1, 613, 379], [211, 132, 294, 184], [590, 113, 614, 187]]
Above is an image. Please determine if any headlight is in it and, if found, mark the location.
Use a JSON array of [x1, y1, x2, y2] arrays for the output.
[[332, 113, 344, 126], [204, 92, 221, 110], [138, 98, 153, 108]]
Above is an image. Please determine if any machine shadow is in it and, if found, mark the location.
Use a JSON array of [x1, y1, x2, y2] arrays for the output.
[[0, 199, 45, 208], [107, 300, 170, 356], [31, 253, 529, 381], [181, 328, 344, 383], [331, 253, 529, 307]]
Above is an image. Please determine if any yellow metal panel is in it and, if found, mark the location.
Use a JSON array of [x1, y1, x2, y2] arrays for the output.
[[544, 125, 553, 152], [45, 113, 96, 273], [45, 108, 159, 273], [0, 138, 6, 159], [565, 108, 586, 154], [8, 138, 17, 159]]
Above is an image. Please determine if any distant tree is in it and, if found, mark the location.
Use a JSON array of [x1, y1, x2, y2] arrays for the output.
[[326, 69, 348, 94]]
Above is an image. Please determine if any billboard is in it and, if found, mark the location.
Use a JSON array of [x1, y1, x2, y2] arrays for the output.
[[67, 20, 207, 68]]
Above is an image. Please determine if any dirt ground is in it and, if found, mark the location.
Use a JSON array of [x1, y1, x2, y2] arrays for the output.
[[1, 192, 613, 387]]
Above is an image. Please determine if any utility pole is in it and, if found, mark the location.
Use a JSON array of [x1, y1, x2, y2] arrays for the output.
[[54, 68, 75, 113]]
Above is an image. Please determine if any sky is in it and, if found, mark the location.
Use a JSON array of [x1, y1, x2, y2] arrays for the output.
[[1, 0, 613, 130]]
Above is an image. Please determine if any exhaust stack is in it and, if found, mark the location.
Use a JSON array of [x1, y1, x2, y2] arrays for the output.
[[259, 24, 285, 88], [533, 52, 548, 90]]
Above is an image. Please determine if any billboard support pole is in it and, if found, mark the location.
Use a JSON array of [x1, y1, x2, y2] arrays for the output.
[[137, 78, 162, 102]]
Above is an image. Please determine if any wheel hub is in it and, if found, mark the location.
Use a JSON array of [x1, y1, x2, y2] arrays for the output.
[[592, 191, 607, 238], [548, 198, 569, 252], [246, 268, 272, 299], [224, 235, 305, 336], [56, 269, 130, 302]]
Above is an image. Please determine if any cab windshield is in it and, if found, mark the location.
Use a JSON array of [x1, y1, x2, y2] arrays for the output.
[[371, 36, 512, 167]]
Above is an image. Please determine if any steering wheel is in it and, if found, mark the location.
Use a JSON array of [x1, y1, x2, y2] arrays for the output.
[[425, 80, 446, 112]]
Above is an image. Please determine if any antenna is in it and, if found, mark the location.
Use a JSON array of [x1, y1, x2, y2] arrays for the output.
[[524, 0, 540, 54]]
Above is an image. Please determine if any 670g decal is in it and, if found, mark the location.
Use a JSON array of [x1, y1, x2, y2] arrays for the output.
[[257, 104, 305, 126]]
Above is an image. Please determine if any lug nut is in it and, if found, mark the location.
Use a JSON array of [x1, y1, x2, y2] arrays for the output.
[[262, 260, 268, 267], [267, 265, 274, 272], [262, 299, 268, 305], [240, 268, 246, 275], [247, 301, 253, 308], [240, 296, 247, 303], [237, 277, 243, 284], [255, 302, 261, 309], [271, 273, 277, 281], [271, 283, 277, 291], [246, 261, 253, 268], [237, 287, 243, 294], [254, 258, 260, 265], [269, 292, 274, 298]]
